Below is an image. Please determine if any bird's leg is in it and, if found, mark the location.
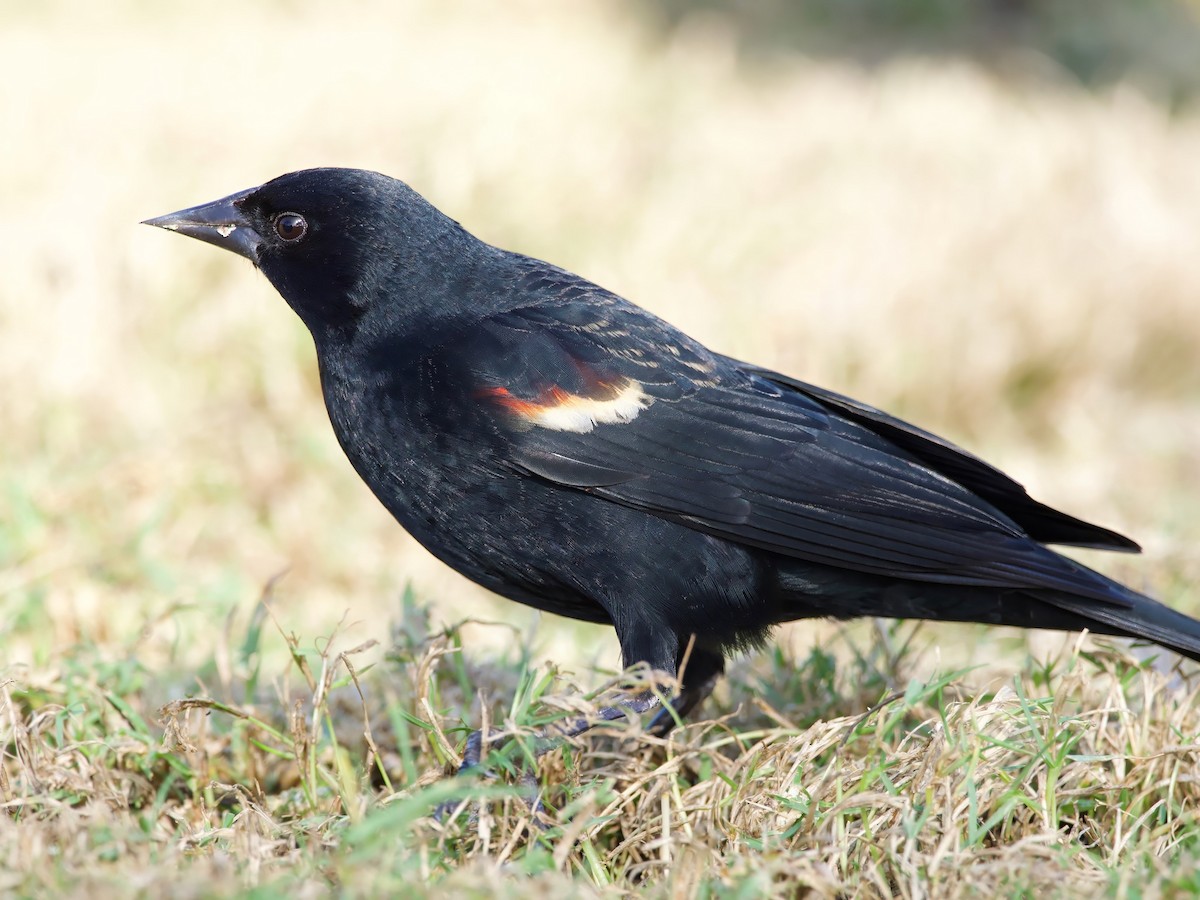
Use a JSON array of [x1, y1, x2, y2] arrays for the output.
[[646, 646, 725, 736], [540, 688, 664, 744], [436, 687, 666, 824], [455, 624, 683, 773], [440, 649, 725, 821], [453, 685, 666, 773], [438, 627, 683, 822]]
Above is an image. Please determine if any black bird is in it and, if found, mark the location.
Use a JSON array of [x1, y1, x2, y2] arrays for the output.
[[145, 167, 1199, 753]]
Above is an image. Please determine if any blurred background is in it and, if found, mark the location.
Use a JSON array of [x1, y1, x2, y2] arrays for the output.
[[2, 0, 1198, 686]]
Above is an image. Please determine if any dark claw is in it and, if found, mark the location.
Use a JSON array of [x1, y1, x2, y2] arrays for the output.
[[459, 729, 484, 771], [432, 729, 489, 823], [519, 767, 550, 830]]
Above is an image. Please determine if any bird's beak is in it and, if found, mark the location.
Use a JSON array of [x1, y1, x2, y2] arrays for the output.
[[142, 186, 263, 262]]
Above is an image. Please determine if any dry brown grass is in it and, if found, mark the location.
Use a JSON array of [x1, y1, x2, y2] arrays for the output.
[[4, 613, 1200, 897], [3, 1, 1200, 895]]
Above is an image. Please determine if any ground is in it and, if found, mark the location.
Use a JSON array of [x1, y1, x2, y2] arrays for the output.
[[2, 2, 1200, 896]]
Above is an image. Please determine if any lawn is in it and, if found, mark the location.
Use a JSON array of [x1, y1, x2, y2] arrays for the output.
[[3, 2, 1200, 896]]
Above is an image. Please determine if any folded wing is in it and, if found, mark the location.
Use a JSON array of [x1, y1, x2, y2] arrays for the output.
[[457, 280, 1137, 609]]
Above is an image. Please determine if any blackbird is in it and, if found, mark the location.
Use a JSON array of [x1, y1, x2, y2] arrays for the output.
[[145, 167, 1199, 752]]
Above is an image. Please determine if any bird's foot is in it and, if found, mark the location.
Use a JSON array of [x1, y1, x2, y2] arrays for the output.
[[432, 689, 666, 825], [433, 728, 550, 826]]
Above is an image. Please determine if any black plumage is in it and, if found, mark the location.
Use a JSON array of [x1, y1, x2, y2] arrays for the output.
[[144, 167, 1199, 746]]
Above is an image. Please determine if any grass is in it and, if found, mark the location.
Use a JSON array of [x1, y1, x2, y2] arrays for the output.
[[4, 602, 1200, 897], [4, 1, 1200, 895]]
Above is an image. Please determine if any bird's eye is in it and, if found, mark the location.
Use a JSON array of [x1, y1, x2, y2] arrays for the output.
[[274, 213, 308, 242]]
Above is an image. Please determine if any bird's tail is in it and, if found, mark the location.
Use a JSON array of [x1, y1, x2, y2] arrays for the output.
[[776, 559, 1200, 662], [1032, 581, 1200, 663]]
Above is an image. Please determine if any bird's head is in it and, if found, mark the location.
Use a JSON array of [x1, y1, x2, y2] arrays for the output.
[[144, 167, 478, 339]]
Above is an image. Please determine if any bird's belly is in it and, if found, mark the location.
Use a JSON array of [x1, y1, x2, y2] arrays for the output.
[[323, 380, 778, 646], [334, 423, 611, 621]]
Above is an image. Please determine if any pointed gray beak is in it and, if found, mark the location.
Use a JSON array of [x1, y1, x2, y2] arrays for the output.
[[142, 186, 263, 262]]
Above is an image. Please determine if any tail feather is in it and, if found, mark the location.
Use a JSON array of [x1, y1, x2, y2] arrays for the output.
[[1036, 587, 1200, 663], [775, 556, 1200, 662]]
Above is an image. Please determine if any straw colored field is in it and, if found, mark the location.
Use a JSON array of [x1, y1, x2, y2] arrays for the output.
[[2, 2, 1199, 896]]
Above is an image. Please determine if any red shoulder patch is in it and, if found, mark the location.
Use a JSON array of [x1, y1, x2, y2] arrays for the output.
[[478, 380, 651, 433]]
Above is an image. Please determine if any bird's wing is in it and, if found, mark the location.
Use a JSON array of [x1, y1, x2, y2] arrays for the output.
[[735, 364, 1140, 552], [455, 291, 1133, 607]]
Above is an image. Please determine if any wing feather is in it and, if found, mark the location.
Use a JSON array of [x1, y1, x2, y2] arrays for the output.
[[454, 286, 1135, 607]]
